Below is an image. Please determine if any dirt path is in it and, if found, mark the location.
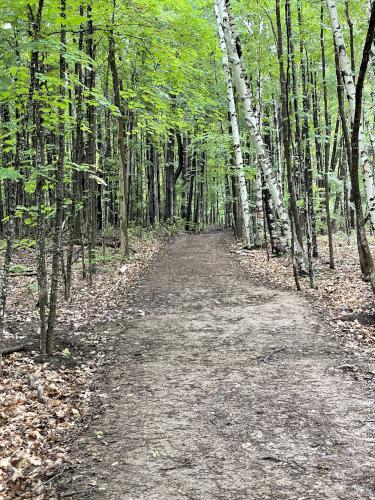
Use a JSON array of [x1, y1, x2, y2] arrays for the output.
[[59, 232, 375, 499]]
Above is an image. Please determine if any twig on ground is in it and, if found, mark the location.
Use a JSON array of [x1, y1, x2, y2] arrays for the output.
[[1, 344, 26, 355], [256, 347, 286, 362]]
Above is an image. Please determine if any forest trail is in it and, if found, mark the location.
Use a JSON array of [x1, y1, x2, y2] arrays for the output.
[[61, 232, 375, 500]]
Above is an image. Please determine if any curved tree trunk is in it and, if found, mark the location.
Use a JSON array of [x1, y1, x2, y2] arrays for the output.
[[216, 0, 307, 270], [350, 1, 375, 292], [216, 0, 290, 248], [214, 0, 251, 248], [326, 0, 375, 229]]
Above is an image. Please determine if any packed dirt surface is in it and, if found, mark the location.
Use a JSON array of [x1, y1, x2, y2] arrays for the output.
[[57, 231, 375, 499]]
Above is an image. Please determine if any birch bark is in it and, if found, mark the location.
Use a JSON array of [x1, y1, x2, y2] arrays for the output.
[[216, 0, 290, 249], [326, 0, 375, 228], [214, 1, 251, 247], [366, 0, 375, 154]]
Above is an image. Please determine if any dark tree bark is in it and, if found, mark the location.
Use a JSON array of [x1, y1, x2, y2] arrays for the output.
[[85, 3, 97, 281], [321, 1, 335, 269], [185, 152, 196, 231], [45, 0, 67, 355], [350, 3, 375, 291], [146, 136, 157, 225], [164, 131, 175, 223], [285, 0, 303, 199], [28, 0, 49, 354], [194, 152, 205, 232], [108, 22, 129, 257], [180, 135, 189, 220], [276, 0, 303, 251]]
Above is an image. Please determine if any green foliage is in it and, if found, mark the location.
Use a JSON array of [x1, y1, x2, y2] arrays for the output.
[[91, 253, 118, 265], [16, 239, 37, 249], [0, 0, 373, 263], [26, 281, 38, 296], [0, 167, 22, 181], [10, 264, 29, 274]]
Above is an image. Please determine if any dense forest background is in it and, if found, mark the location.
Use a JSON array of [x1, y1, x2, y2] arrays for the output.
[[1, 0, 375, 356]]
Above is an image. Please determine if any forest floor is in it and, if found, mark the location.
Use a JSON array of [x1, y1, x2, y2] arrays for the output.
[[236, 234, 375, 348], [51, 230, 375, 500], [0, 228, 171, 499]]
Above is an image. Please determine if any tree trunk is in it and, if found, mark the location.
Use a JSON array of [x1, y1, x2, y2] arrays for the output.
[[350, 2, 375, 292], [276, 0, 303, 252], [217, 0, 290, 246], [326, 0, 375, 229], [164, 131, 175, 224], [320, 1, 335, 269], [45, 0, 67, 355], [28, 0, 49, 355], [108, 27, 129, 257], [215, 1, 251, 247]]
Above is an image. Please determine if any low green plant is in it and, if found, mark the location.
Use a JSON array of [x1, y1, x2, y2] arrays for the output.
[[26, 281, 38, 296], [10, 264, 29, 274]]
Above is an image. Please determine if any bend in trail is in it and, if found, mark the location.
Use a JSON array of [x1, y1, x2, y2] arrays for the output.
[[62, 232, 375, 500]]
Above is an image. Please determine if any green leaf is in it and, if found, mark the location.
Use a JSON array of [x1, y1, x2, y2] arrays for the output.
[[0, 167, 22, 181]]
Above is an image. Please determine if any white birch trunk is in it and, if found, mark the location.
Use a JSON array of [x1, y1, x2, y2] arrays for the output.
[[255, 170, 264, 247], [366, 0, 375, 158], [214, 1, 251, 247], [327, 0, 375, 228], [216, 0, 291, 248], [273, 96, 283, 191], [255, 72, 264, 247], [367, 0, 375, 109]]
